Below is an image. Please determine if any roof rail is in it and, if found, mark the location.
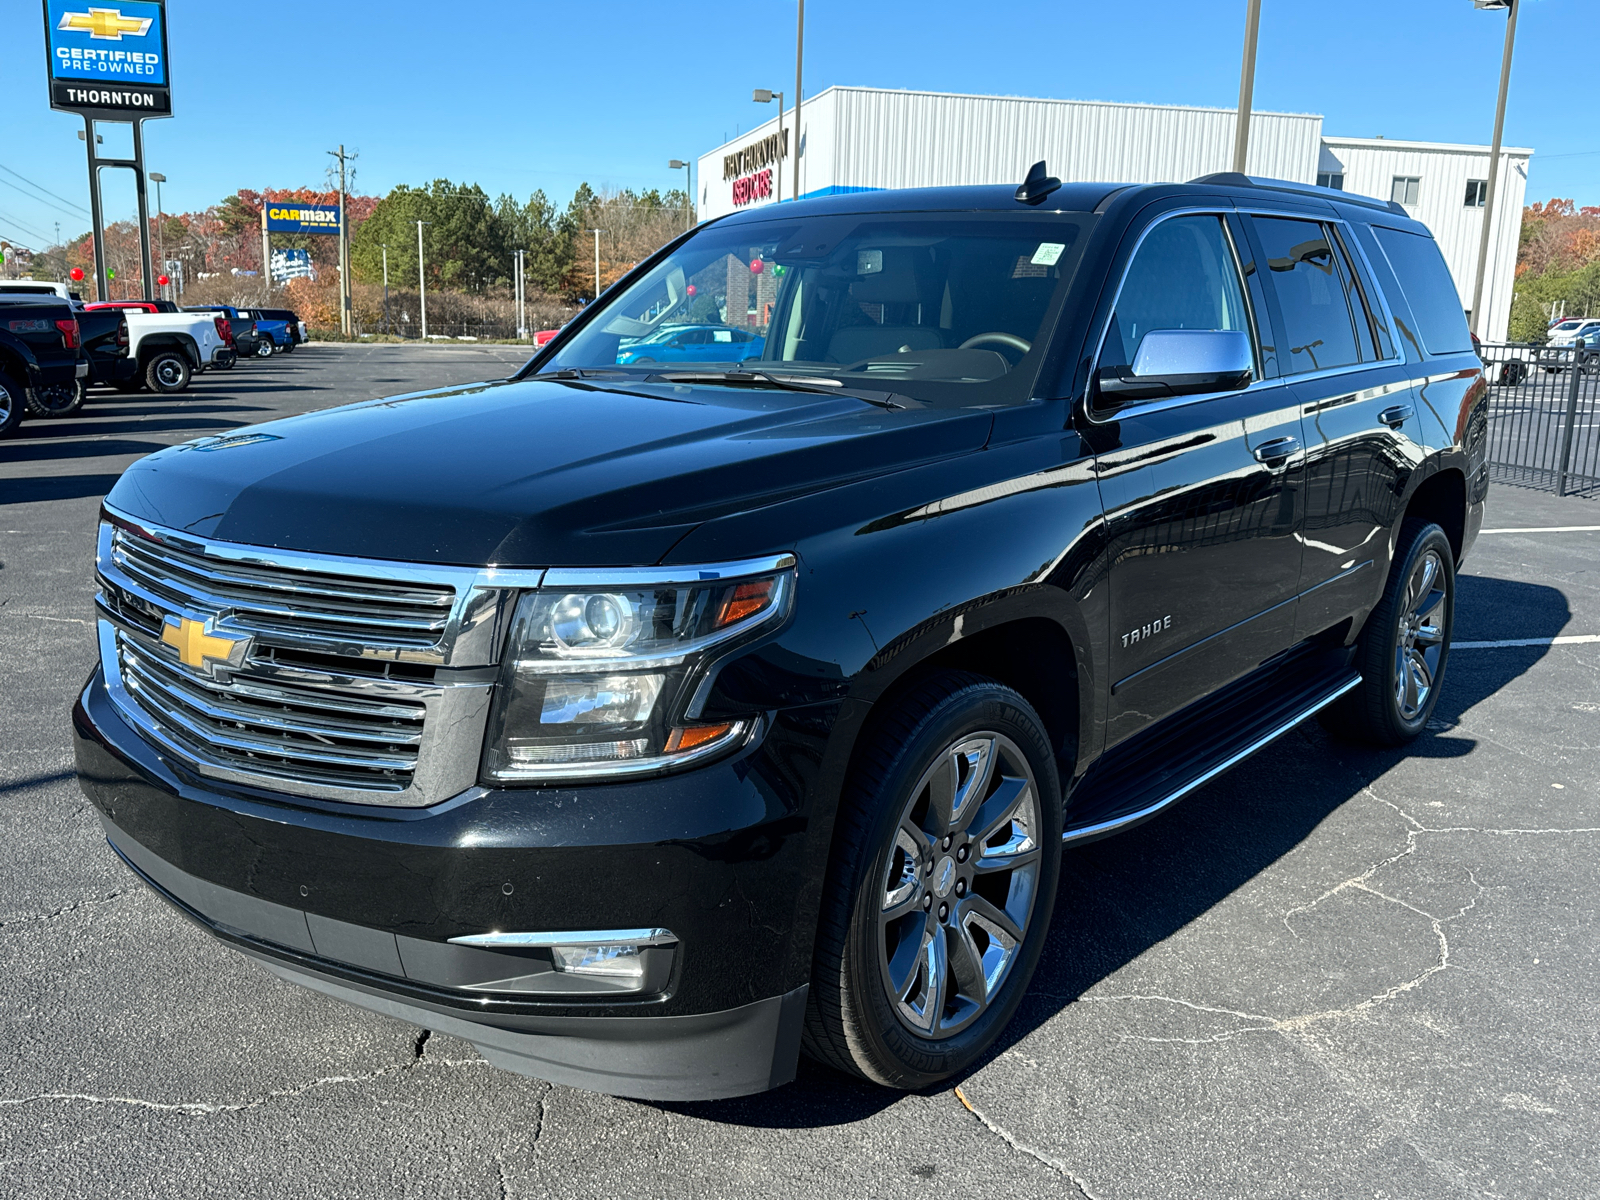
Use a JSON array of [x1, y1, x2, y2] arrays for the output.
[[1188, 172, 1409, 218]]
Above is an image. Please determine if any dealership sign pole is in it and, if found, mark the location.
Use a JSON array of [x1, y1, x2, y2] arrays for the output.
[[44, 0, 172, 301]]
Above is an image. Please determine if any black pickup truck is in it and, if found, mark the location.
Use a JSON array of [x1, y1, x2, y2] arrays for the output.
[[0, 295, 88, 436], [76, 168, 1487, 1100], [69, 308, 136, 407]]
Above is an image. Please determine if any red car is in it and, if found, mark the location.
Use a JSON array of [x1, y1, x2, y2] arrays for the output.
[[533, 329, 561, 347]]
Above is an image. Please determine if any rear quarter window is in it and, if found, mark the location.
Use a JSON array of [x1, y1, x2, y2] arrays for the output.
[[1371, 226, 1472, 355]]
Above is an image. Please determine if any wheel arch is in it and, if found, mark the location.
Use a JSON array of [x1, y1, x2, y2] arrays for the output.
[[138, 334, 201, 368], [1401, 465, 1466, 564]]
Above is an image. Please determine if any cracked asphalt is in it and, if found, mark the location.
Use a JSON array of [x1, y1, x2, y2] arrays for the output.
[[3, 346, 1598, 1198]]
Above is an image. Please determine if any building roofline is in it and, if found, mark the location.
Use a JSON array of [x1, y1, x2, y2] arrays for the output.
[[817, 83, 1322, 120], [1322, 134, 1534, 157]]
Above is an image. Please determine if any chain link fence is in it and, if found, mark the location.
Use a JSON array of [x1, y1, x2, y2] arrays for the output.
[[1479, 341, 1600, 499]]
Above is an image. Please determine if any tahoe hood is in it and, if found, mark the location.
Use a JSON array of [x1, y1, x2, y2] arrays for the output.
[[106, 377, 994, 566]]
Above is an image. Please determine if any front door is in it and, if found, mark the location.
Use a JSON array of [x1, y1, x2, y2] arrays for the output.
[[1241, 214, 1427, 641], [1092, 211, 1306, 750]]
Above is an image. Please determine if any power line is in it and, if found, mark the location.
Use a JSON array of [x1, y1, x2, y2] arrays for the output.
[[0, 162, 90, 216], [0, 176, 88, 222], [0, 225, 38, 251], [0, 208, 50, 242]]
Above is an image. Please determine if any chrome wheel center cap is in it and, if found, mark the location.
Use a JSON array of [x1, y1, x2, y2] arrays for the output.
[[933, 855, 957, 897]]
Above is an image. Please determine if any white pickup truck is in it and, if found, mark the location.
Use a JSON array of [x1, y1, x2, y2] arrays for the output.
[[118, 311, 236, 393]]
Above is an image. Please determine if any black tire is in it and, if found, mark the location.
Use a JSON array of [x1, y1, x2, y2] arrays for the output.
[[0, 374, 24, 438], [1500, 360, 1526, 387], [25, 377, 85, 417], [804, 672, 1062, 1088], [145, 351, 191, 394], [1322, 519, 1455, 746], [282, 339, 295, 354]]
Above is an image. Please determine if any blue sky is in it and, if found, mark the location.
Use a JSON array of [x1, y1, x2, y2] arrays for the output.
[[2, 0, 1594, 252]]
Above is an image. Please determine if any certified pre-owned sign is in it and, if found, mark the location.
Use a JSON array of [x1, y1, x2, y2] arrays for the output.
[[44, 0, 172, 117]]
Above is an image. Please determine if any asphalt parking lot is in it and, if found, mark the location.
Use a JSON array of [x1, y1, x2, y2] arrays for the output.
[[2, 345, 1597, 1198]]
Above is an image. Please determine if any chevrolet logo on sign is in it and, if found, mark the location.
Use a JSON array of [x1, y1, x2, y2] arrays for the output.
[[57, 7, 152, 40], [160, 615, 250, 675]]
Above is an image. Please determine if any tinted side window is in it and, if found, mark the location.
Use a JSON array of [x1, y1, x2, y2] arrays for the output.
[[1252, 217, 1362, 374], [1103, 214, 1251, 370], [1371, 227, 1472, 355]]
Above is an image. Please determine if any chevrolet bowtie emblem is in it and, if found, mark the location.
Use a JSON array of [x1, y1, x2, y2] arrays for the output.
[[160, 615, 250, 674], [58, 7, 153, 40]]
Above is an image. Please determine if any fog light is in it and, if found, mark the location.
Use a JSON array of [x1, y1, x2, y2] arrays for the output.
[[552, 943, 645, 979]]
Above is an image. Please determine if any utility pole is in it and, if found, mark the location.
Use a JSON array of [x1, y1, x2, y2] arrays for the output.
[[1469, 0, 1519, 337], [588, 228, 606, 303], [515, 248, 526, 337], [1232, 0, 1262, 175], [794, 0, 805, 200], [328, 145, 356, 337], [260, 198, 270, 294], [417, 219, 431, 339], [381, 244, 389, 334]]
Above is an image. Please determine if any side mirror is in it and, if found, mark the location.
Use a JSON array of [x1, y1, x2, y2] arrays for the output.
[[1096, 329, 1253, 404]]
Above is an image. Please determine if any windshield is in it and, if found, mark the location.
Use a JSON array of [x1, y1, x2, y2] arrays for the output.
[[539, 210, 1090, 405]]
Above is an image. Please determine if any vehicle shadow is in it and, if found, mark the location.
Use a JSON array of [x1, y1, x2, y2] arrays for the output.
[[658, 574, 1567, 1127]]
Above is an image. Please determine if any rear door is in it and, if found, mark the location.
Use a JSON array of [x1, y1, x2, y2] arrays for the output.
[[1242, 213, 1425, 641], [1091, 209, 1307, 749]]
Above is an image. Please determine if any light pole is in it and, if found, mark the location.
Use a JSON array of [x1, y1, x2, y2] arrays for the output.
[[417, 220, 431, 340], [381, 243, 389, 334], [148, 172, 166, 301], [1468, 0, 1519, 338], [587, 228, 606, 303], [752, 89, 784, 204], [1232, 0, 1262, 174], [794, 0, 804, 200], [669, 159, 692, 229]]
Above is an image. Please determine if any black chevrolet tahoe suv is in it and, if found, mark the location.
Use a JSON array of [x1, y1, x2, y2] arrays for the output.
[[74, 168, 1486, 1100]]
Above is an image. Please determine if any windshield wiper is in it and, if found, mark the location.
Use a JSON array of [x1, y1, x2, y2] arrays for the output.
[[647, 369, 910, 410]]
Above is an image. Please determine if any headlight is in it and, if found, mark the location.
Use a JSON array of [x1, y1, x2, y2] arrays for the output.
[[481, 559, 794, 782]]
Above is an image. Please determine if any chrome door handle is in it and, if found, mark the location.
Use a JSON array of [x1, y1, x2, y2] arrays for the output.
[[1378, 404, 1414, 428], [1253, 436, 1300, 465]]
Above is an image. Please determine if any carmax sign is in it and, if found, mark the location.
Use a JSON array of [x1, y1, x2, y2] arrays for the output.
[[265, 204, 340, 235]]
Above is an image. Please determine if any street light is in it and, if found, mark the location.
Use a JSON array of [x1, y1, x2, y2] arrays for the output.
[[148, 171, 167, 301], [669, 159, 692, 229], [1231, 0, 1262, 174], [752, 89, 784, 205], [587, 228, 607, 303], [1468, 0, 1519, 338]]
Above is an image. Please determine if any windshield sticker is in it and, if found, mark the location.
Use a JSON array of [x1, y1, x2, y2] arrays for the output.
[[1031, 242, 1066, 266]]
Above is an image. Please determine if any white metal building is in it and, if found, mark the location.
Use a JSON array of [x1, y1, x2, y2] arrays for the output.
[[699, 86, 1532, 340]]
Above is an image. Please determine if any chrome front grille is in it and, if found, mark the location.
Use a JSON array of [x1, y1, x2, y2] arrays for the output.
[[117, 627, 426, 791], [94, 508, 543, 807], [110, 524, 458, 659]]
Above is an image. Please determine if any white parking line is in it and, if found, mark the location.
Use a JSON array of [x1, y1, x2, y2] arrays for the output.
[[1478, 526, 1600, 534], [1455, 635, 1600, 649]]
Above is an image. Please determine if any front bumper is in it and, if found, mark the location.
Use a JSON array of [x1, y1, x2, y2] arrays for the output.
[[74, 668, 824, 1100]]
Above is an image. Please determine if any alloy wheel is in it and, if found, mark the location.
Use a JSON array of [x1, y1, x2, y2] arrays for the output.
[[878, 731, 1042, 1039], [1394, 548, 1447, 722], [157, 359, 185, 387]]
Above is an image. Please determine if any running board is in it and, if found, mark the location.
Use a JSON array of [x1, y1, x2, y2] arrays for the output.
[[1062, 665, 1361, 847]]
